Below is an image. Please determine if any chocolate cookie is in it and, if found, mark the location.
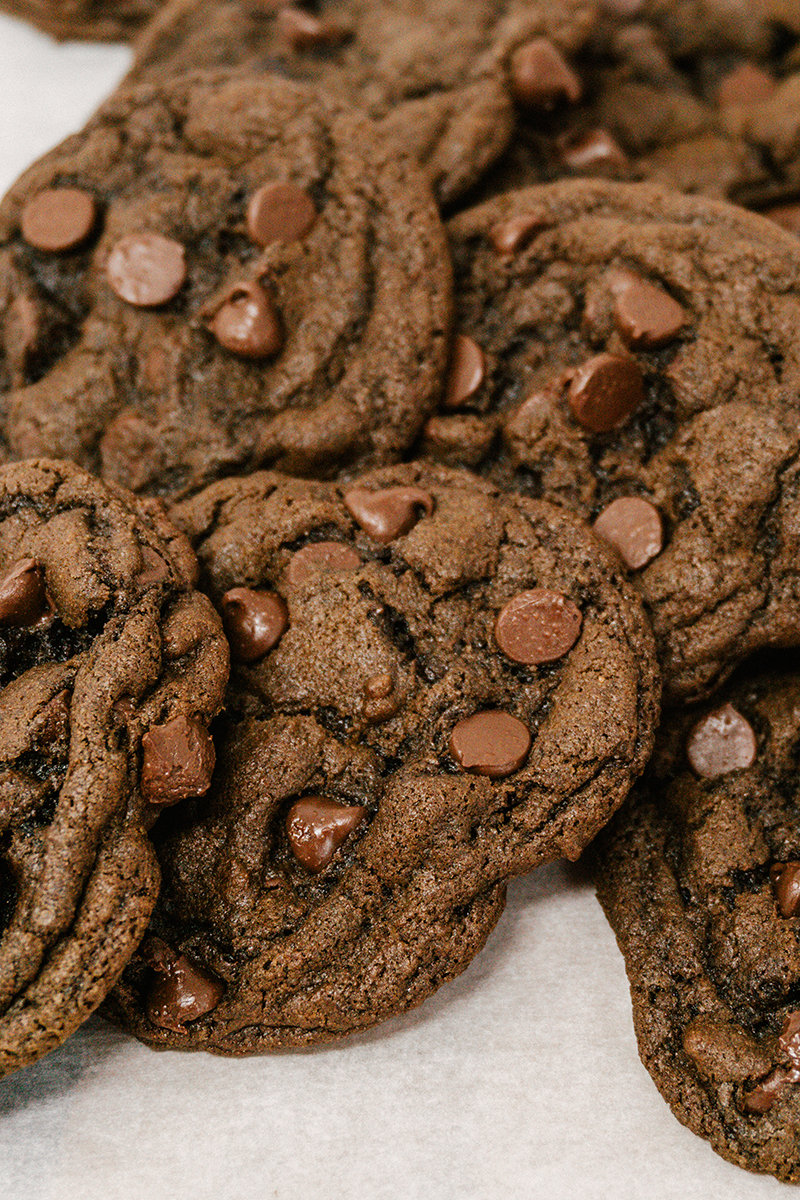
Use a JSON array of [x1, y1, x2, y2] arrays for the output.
[[125, 0, 597, 205], [593, 663, 800, 1182], [0, 458, 229, 1077], [0, 0, 160, 41], [0, 72, 451, 497], [105, 462, 659, 1052], [433, 179, 800, 703]]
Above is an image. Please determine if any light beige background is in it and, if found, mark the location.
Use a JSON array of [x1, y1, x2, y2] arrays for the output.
[[0, 16, 788, 1198]]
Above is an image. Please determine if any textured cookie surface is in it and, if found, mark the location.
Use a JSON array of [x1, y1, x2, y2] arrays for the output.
[[436, 179, 800, 702], [0, 72, 451, 497], [593, 664, 800, 1182], [0, 458, 228, 1077], [106, 463, 659, 1053], [0, 0, 160, 41], [126, 0, 596, 205]]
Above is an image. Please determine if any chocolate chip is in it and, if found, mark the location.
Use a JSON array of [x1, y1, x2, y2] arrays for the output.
[[444, 334, 486, 408], [144, 938, 224, 1033], [773, 863, 800, 918], [558, 128, 629, 174], [364, 672, 393, 700], [742, 1066, 792, 1114], [20, 187, 97, 253], [206, 281, 283, 359], [494, 589, 582, 665], [717, 63, 777, 108], [277, 6, 346, 50], [449, 711, 532, 778], [286, 541, 362, 588], [285, 796, 367, 872], [779, 1011, 800, 1071], [107, 233, 186, 307], [567, 352, 644, 433], [363, 672, 398, 724], [343, 485, 434, 544], [489, 213, 548, 256], [686, 704, 757, 778], [221, 587, 289, 662], [609, 270, 686, 349], [509, 38, 582, 108], [0, 559, 48, 628], [141, 715, 215, 805], [593, 497, 663, 570], [135, 546, 170, 589], [246, 181, 317, 247]]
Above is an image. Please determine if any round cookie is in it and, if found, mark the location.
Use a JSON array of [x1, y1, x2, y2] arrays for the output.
[[0, 458, 229, 1077], [0, 72, 452, 497], [0, 0, 160, 41], [433, 179, 800, 703], [125, 0, 597, 205], [593, 663, 800, 1182], [105, 462, 659, 1053]]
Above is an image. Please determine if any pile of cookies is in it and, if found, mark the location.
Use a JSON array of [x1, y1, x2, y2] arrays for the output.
[[1, 0, 800, 1182]]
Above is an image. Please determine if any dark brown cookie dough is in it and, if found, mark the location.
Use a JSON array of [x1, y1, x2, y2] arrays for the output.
[[433, 179, 800, 703], [592, 663, 800, 1182], [125, 0, 597, 205], [0, 0, 160, 41], [0, 72, 451, 498], [105, 462, 659, 1053], [0, 458, 229, 1077]]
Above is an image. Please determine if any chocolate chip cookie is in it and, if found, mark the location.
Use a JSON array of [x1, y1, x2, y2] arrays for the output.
[[0, 458, 228, 1077], [105, 462, 659, 1052], [434, 179, 800, 703], [125, 0, 597, 205], [593, 662, 800, 1182], [0, 0, 160, 41], [0, 71, 451, 497]]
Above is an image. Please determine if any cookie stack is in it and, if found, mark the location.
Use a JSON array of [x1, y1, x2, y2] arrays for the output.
[[1, 0, 800, 1183]]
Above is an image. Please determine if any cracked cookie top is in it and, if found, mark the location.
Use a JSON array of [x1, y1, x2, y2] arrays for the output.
[[0, 72, 451, 498], [432, 179, 800, 702], [0, 458, 229, 1077], [105, 461, 659, 1053]]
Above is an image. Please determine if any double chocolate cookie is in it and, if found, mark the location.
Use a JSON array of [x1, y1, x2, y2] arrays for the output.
[[593, 663, 800, 1182], [126, 0, 596, 204], [0, 0, 160, 41], [106, 463, 659, 1052], [433, 179, 800, 702], [0, 458, 228, 1077], [0, 72, 451, 497]]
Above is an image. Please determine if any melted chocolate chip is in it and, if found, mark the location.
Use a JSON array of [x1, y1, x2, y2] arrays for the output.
[[135, 546, 170, 589], [773, 863, 800, 918], [20, 187, 97, 253], [779, 1011, 800, 1071], [221, 587, 288, 662], [449, 711, 532, 778], [343, 485, 434, 544], [106, 233, 186, 307], [285, 796, 367, 872], [743, 1066, 792, 1114], [567, 352, 644, 433], [509, 38, 582, 108], [559, 129, 629, 174], [246, 181, 317, 247], [609, 270, 686, 349], [0, 559, 48, 628], [286, 542, 361, 588], [206, 281, 283, 359], [593, 497, 663, 570], [144, 938, 224, 1033], [686, 704, 757, 778], [494, 589, 582, 664], [444, 334, 486, 408], [277, 6, 346, 49], [140, 715, 215, 805], [489, 213, 548, 256]]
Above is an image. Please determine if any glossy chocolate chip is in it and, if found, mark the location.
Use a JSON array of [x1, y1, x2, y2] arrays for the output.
[[772, 862, 800, 918], [489, 213, 548, 256], [144, 938, 224, 1033], [742, 1066, 793, 1114], [286, 542, 361, 587], [609, 270, 686, 349], [20, 187, 97, 253], [509, 38, 582, 108], [246, 181, 317, 247], [559, 129, 629, 174], [494, 589, 582, 664], [567, 352, 644, 433], [717, 63, 777, 107], [207, 281, 283, 359], [286, 796, 367, 872], [221, 587, 288, 662], [780, 1011, 800, 1070], [0, 558, 48, 628], [449, 711, 532, 778], [277, 6, 346, 49], [343, 485, 434, 544], [593, 497, 663, 570], [444, 334, 486, 408], [107, 233, 186, 307], [686, 704, 757, 778], [141, 715, 215, 805]]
